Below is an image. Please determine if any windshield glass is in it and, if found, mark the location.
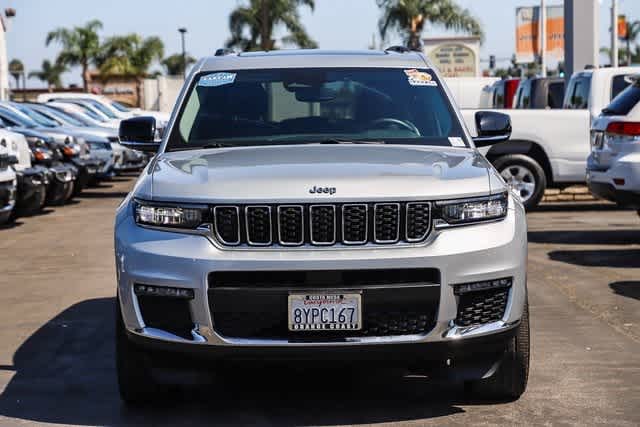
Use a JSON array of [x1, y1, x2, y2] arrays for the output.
[[12, 104, 59, 127], [111, 100, 131, 112], [83, 99, 118, 118], [34, 105, 85, 127], [68, 103, 106, 121], [0, 106, 39, 128], [168, 68, 469, 151]]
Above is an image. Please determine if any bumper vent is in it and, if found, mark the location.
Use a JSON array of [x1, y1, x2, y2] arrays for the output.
[[212, 202, 431, 247], [455, 288, 509, 327]]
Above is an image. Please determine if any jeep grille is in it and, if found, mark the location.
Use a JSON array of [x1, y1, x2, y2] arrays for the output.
[[212, 202, 431, 247]]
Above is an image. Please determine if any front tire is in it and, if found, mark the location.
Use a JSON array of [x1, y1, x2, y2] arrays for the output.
[[115, 297, 160, 405], [468, 299, 530, 400], [493, 154, 546, 210]]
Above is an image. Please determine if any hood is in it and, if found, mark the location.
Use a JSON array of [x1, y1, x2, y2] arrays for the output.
[[63, 125, 117, 141], [147, 145, 499, 203]]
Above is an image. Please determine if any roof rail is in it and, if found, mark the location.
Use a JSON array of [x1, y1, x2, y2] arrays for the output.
[[215, 48, 236, 56], [384, 45, 411, 54]]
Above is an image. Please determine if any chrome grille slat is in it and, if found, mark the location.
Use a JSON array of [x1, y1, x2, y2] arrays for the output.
[[245, 206, 272, 246], [213, 206, 240, 245], [277, 205, 304, 246], [309, 205, 336, 245], [212, 202, 432, 247], [373, 203, 400, 243], [406, 202, 431, 242], [342, 204, 368, 245]]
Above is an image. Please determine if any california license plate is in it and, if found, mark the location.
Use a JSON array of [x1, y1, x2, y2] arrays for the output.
[[288, 292, 362, 331]]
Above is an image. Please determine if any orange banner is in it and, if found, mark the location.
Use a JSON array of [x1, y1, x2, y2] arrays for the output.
[[516, 6, 564, 64]]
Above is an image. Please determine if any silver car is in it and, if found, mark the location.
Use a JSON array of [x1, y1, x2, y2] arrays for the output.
[[114, 49, 529, 404]]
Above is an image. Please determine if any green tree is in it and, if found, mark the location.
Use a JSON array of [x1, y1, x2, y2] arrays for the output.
[[8, 59, 24, 89], [46, 20, 103, 92], [623, 20, 640, 65], [377, 0, 483, 51], [162, 53, 196, 76], [226, 0, 317, 51], [28, 60, 67, 91], [97, 34, 164, 107], [98, 34, 164, 78]]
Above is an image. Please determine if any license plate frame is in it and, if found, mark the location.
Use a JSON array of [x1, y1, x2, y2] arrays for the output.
[[288, 291, 362, 332]]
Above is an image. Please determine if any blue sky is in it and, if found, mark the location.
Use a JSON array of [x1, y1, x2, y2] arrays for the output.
[[5, 0, 640, 87]]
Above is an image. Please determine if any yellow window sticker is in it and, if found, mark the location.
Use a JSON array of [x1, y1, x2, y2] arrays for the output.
[[404, 69, 438, 87]]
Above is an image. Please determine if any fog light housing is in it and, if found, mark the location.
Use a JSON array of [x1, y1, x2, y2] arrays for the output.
[[453, 277, 512, 295], [134, 284, 194, 299]]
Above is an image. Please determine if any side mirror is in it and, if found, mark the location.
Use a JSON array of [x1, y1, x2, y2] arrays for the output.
[[473, 111, 512, 147], [119, 116, 160, 153], [8, 155, 19, 165]]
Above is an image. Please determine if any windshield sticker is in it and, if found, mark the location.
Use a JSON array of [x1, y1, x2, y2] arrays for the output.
[[198, 72, 236, 87], [404, 69, 437, 87], [449, 137, 465, 147]]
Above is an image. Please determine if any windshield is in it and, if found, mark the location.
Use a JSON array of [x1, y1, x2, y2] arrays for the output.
[[0, 106, 39, 128], [12, 104, 59, 128], [34, 105, 86, 127], [83, 99, 118, 118], [111, 100, 131, 112], [67, 103, 106, 122], [168, 68, 469, 151]]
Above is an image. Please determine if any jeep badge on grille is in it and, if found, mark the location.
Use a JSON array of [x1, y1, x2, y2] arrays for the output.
[[309, 186, 336, 195]]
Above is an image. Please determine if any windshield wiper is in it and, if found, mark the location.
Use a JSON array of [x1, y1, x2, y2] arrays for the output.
[[317, 139, 386, 145]]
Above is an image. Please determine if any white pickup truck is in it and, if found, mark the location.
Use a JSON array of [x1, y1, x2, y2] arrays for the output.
[[456, 66, 638, 209]]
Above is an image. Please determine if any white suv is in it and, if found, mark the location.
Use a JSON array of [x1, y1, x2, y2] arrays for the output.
[[114, 49, 529, 404], [588, 74, 640, 212]]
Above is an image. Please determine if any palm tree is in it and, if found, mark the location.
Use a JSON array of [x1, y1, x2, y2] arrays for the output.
[[623, 20, 640, 65], [377, 0, 483, 51], [161, 53, 196, 76], [226, 0, 317, 51], [8, 59, 24, 89], [28, 60, 67, 92], [46, 20, 103, 92], [97, 34, 164, 106]]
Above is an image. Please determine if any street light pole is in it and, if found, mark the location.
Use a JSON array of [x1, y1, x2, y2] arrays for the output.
[[178, 27, 187, 80], [540, 0, 547, 77], [611, 0, 618, 67]]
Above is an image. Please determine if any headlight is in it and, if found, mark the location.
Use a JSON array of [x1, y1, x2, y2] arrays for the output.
[[25, 136, 45, 145], [435, 192, 508, 226], [134, 200, 207, 229], [55, 171, 73, 183]]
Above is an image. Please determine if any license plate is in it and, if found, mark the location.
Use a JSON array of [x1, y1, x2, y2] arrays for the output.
[[288, 292, 362, 331]]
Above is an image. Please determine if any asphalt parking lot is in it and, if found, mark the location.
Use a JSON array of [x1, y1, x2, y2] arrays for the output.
[[0, 176, 638, 426]]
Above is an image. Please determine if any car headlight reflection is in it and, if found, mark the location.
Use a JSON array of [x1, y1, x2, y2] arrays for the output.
[[436, 192, 508, 226], [134, 200, 206, 229]]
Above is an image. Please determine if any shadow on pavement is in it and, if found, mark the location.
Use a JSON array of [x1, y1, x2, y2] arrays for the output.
[[0, 297, 477, 426], [548, 249, 640, 268], [609, 282, 640, 301], [528, 229, 640, 245], [77, 191, 130, 199], [533, 203, 621, 212]]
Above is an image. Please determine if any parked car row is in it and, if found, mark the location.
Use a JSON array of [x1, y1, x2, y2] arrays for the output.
[[0, 95, 163, 225], [451, 66, 639, 209]]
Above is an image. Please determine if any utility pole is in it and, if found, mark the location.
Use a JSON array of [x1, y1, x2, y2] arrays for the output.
[[611, 0, 618, 67], [540, 0, 547, 77], [178, 27, 188, 80]]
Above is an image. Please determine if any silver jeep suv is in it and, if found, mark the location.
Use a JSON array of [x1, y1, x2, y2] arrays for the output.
[[114, 49, 529, 404]]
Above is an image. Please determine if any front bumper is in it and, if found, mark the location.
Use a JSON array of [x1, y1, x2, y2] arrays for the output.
[[115, 194, 528, 354], [15, 168, 47, 213], [587, 152, 640, 207]]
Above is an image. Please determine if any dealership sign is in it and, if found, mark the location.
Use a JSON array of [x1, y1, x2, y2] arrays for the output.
[[423, 36, 481, 77], [515, 5, 564, 64]]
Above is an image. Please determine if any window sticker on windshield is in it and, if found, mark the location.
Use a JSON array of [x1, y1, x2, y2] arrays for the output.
[[404, 69, 437, 87], [198, 72, 236, 87], [449, 137, 465, 147]]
